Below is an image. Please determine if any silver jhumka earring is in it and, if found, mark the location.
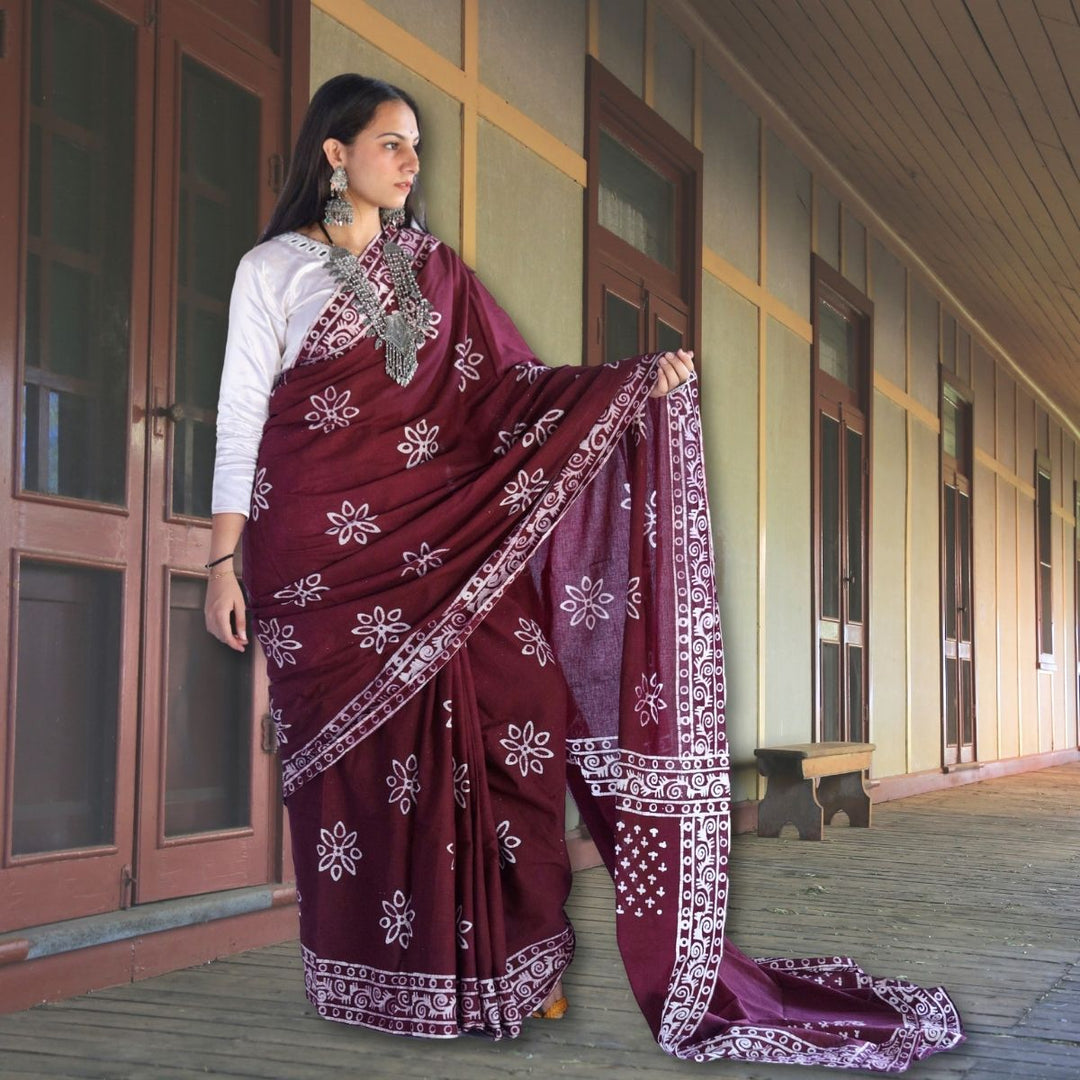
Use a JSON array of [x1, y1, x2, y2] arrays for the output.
[[323, 165, 353, 226], [380, 206, 407, 228]]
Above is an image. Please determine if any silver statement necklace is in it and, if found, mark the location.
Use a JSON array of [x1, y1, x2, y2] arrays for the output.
[[319, 221, 433, 387]]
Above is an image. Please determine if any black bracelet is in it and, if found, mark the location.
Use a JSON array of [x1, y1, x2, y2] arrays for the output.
[[205, 552, 235, 569]]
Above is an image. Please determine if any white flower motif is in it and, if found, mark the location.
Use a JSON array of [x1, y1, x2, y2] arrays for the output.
[[514, 362, 548, 383], [397, 418, 440, 468], [520, 408, 564, 449], [380, 889, 416, 948], [325, 500, 381, 546], [452, 758, 470, 809], [454, 337, 483, 391], [456, 905, 473, 949], [270, 704, 291, 747], [513, 618, 554, 667], [629, 410, 648, 445], [274, 573, 329, 608], [305, 385, 359, 433], [256, 618, 302, 668], [626, 576, 642, 620], [499, 720, 555, 778], [401, 541, 449, 578], [386, 754, 421, 815], [499, 467, 546, 515], [635, 672, 668, 726], [317, 820, 362, 881], [559, 576, 614, 630], [351, 606, 411, 654], [251, 467, 272, 520], [496, 819, 521, 868], [493, 422, 528, 457]]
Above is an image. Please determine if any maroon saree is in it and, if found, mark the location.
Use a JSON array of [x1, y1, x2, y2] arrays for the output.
[[243, 222, 964, 1070]]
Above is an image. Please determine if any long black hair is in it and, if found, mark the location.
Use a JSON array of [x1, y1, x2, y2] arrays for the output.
[[260, 74, 426, 242]]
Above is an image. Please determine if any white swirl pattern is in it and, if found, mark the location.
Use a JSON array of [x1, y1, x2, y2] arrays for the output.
[[301, 926, 574, 1037]]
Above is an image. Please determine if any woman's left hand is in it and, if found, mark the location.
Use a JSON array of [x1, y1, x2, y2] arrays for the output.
[[650, 349, 695, 398]]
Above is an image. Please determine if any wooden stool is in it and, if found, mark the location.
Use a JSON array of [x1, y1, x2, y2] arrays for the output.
[[754, 742, 875, 841]]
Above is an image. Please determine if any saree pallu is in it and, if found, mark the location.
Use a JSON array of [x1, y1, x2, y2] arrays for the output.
[[243, 224, 964, 1071]]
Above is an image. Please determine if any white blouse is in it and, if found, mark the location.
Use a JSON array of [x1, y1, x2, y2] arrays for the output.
[[212, 232, 340, 516]]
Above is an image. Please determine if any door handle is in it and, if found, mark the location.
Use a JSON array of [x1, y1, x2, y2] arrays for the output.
[[151, 391, 186, 439], [153, 402, 187, 423]]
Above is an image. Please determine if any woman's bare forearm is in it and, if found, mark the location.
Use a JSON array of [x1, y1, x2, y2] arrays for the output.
[[208, 512, 247, 564]]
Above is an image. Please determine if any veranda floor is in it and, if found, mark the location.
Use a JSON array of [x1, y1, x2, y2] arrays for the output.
[[0, 763, 1077, 1079]]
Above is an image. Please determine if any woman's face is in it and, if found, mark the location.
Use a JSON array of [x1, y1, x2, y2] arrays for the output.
[[325, 99, 420, 217]]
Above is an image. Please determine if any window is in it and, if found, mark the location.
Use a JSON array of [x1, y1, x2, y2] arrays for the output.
[[1035, 453, 1054, 668], [941, 377, 974, 765], [584, 57, 701, 367], [811, 256, 873, 743]]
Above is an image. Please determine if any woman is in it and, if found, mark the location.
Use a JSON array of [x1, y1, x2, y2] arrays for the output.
[[206, 74, 963, 1071]]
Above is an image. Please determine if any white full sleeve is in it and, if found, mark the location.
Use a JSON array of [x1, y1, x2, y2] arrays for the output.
[[212, 251, 287, 516]]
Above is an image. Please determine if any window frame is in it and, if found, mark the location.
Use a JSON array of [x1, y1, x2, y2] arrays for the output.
[[810, 254, 874, 744], [583, 56, 702, 368], [1035, 450, 1055, 670], [939, 370, 976, 766]]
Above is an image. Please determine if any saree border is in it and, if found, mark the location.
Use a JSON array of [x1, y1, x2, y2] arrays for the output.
[[301, 924, 575, 1040], [281, 358, 660, 798]]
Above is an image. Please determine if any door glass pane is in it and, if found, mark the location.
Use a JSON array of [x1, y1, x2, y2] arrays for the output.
[[942, 393, 958, 460], [958, 491, 972, 643], [945, 656, 958, 747], [165, 577, 253, 836], [960, 659, 974, 747], [818, 299, 857, 390], [598, 129, 675, 270], [605, 289, 641, 366], [12, 560, 121, 856], [821, 641, 840, 742], [656, 318, 683, 354], [21, 0, 135, 504], [847, 644, 863, 742], [845, 426, 863, 623], [1037, 469, 1053, 657], [820, 413, 841, 620], [944, 484, 957, 641], [172, 58, 260, 518]]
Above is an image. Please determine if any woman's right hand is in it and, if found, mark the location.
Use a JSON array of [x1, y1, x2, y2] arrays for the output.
[[205, 571, 249, 652]]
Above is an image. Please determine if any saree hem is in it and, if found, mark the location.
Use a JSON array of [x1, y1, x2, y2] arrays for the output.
[[301, 924, 575, 1040]]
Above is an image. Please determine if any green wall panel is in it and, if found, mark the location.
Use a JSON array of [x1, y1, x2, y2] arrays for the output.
[[763, 317, 812, 745], [870, 239, 906, 391], [653, 10, 693, 141], [702, 65, 759, 282], [362, 0, 462, 65], [908, 421, 941, 773], [599, 0, 644, 96], [870, 396, 907, 778], [476, 120, 582, 367], [765, 132, 810, 319], [480, 0, 586, 154], [701, 277, 759, 799]]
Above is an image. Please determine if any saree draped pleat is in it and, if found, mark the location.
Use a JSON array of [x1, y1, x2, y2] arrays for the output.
[[243, 225, 964, 1070]]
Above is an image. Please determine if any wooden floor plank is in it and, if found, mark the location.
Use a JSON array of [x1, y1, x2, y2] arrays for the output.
[[0, 764, 1077, 1078]]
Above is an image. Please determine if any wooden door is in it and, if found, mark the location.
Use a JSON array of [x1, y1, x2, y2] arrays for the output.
[[0, 0, 298, 931], [816, 403, 868, 742], [135, 0, 284, 903], [941, 381, 974, 765], [0, 0, 152, 931], [812, 259, 872, 744]]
